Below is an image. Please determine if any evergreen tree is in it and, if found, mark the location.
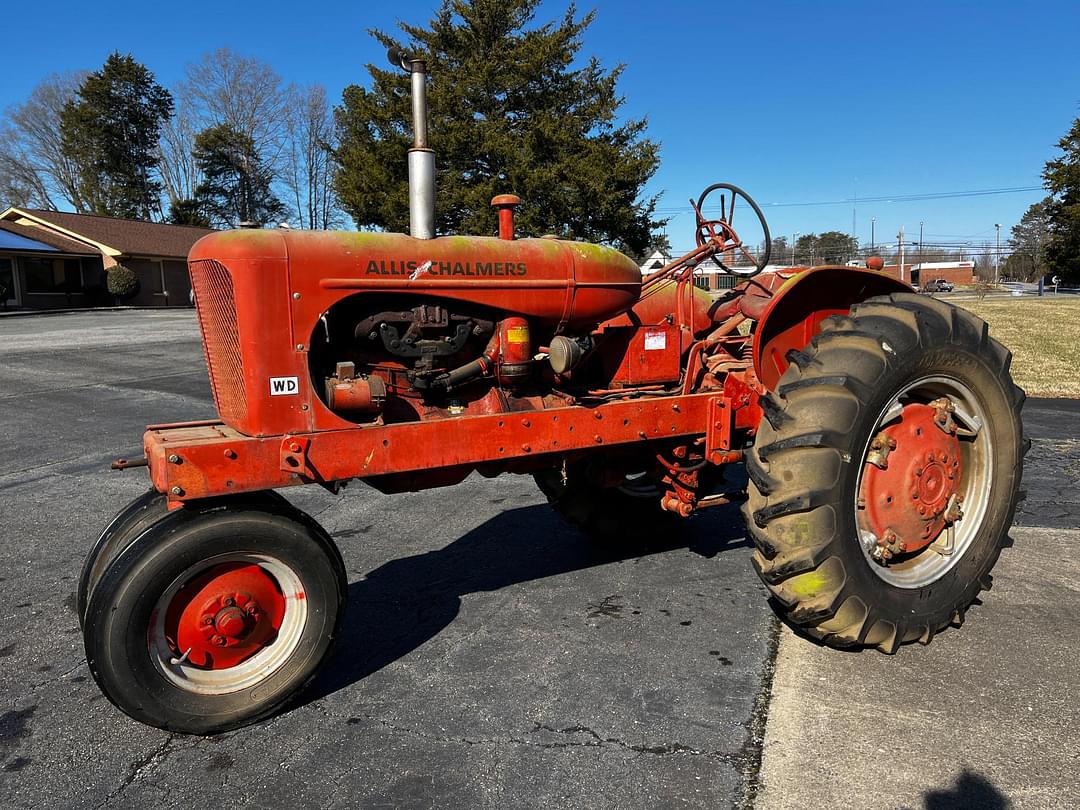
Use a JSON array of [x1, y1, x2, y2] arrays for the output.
[[191, 124, 286, 228], [167, 197, 212, 228], [59, 54, 173, 220], [1043, 118, 1080, 283], [334, 0, 663, 254], [1006, 197, 1052, 282], [816, 231, 859, 265]]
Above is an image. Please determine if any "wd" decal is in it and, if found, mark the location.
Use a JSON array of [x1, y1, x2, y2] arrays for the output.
[[269, 376, 299, 396]]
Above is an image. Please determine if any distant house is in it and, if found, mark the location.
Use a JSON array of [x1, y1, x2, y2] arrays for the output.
[[638, 249, 671, 274], [0, 207, 214, 310]]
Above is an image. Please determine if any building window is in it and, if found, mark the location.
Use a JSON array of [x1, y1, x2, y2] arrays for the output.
[[21, 257, 82, 294], [0, 257, 14, 301]]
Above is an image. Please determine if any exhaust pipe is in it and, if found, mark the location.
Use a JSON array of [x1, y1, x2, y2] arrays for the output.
[[388, 46, 435, 239]]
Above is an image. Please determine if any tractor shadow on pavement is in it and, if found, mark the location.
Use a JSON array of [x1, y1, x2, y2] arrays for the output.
[[304, 502, 749, 705]]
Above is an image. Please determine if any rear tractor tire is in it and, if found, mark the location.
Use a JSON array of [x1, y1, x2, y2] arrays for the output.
[[83, 494, 346, 734], [534, 462, 683, 543], [743, 293, 1027, 652]]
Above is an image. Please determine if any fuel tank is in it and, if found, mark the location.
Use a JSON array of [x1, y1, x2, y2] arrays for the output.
[[190, 229, 643, 331]]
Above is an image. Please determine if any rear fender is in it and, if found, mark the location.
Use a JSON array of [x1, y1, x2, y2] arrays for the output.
[[752, 266, 912, 391]]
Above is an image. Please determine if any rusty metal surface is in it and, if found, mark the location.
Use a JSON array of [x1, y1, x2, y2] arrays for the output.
[[751, 266, 913, 390], [145, 394, 723, 503]]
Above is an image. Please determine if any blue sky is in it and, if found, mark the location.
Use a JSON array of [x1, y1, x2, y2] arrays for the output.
[[2, 0, 1077, 251]]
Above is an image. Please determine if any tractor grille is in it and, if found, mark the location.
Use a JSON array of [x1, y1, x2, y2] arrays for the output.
[[189, 259, 247, 426]]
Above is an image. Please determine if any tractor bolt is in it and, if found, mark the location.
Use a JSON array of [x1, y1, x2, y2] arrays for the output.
[[594, 435, 603, 444], [673, 446, 687, 458], [296, 344, 304, 351], [928, 451, 936, 461], [856, 496, 866, 509], [521, 444, 531, 453], [224, 449, 237, 459], [289, 442, 301, 453], [918, 505, 927, 515], [292, 292, 301, 299], [521, 419, 531, 428], [202, 616, 214, 626], [223, 597, 235, 607], [594, 411, 603, 420], [212, 635, 226, 647], [170, 486, 184, 496], [168, 454, 181, 464], [672, 404, 681, 413], [912, 490, 919, 499]]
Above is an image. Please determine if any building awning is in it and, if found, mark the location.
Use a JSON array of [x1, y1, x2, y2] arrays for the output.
[[0, 228, 60, 253]]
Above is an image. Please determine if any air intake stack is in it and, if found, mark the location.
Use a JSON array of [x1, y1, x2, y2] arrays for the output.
[[388, 46, 435, 239]]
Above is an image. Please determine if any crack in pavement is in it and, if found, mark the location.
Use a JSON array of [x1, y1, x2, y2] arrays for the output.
[[346, 714, 738, 762]]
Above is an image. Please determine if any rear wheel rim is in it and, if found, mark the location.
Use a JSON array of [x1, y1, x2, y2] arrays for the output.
[[854, 375, 993, 589], [148, 553, 309, 695]]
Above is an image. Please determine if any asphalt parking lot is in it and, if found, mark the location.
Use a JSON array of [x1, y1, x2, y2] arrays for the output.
[[0, 310, 1077, 809]]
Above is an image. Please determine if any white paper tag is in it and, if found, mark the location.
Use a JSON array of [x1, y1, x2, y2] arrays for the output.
[[644, 330, 667, 351], [269, 376, 299, 396]]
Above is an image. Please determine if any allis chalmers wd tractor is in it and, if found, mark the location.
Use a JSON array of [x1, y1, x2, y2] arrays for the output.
[[81, 51, 1026, 734]]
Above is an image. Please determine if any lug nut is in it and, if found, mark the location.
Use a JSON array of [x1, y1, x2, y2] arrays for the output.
[[202, 616, 214, 626], [212, 635, 226, 646], [223, 597, 235, 607], [170, 486, 184, 496], [167, 454, 181, 464]]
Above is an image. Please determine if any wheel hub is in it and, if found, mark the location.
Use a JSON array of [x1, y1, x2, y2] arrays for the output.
[[860, 402, 963, 560], [165, 563, 287, 669]]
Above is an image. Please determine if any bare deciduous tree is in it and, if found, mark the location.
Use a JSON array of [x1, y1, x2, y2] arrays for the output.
[[0, 72, 87, 210], [177, 48, 289, 164], [282, 85, 341, 229], [159, 99, 202, 206]]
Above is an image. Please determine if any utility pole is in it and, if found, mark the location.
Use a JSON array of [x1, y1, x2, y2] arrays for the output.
[[852, 187, 857, 240], [919, 221, 924, 266], [792, 231, 799, 267], [871, 217, 876, 253], [994, 223, 1001, 282], [898, 226, 906, 284]]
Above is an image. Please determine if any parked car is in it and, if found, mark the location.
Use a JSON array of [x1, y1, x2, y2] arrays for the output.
[[923, 278, 954, 293]]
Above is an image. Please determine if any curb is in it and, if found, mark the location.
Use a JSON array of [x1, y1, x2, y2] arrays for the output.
[[0, 306, 194, 319]]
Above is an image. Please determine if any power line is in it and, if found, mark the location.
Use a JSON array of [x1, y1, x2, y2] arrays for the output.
[[654, 185, 1043, 214]]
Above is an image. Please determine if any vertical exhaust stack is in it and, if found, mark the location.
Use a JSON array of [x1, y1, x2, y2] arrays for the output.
[[388, 46, 435, 239]]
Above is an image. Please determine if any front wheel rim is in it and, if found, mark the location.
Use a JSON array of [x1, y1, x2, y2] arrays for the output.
[[148, 553, 309, 695], [854, 375, 994, 589]]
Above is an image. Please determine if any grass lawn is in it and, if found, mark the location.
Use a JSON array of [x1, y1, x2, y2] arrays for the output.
[[951, 296, 1080, 398]]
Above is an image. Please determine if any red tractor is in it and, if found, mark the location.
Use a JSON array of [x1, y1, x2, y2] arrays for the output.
[[81, 51, 1027, 734]]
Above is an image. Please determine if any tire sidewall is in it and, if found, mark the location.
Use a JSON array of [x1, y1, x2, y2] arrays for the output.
[[834, 342, 1021, 621], [84, 509, 345, 734]]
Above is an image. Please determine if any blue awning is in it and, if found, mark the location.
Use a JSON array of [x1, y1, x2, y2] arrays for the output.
[[0, 229, 60, 252]]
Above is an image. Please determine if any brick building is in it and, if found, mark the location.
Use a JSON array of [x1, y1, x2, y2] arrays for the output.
[[0, 207, 213, 310]]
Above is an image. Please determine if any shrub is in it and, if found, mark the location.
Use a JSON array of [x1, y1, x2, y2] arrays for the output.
[[106, 264, 138, 299]]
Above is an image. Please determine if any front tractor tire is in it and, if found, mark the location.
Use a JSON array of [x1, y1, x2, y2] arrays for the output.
[[744, 294, 1027, 652], [83, 496, 346, 734]]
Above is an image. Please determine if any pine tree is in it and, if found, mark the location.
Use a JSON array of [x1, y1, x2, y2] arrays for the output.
[[191, 124, 286, 228], [334, 0, 662, 254], [1005, 197, 1051, 282], [59, 54, 173, 220], [1044, 118, 1080, 283]]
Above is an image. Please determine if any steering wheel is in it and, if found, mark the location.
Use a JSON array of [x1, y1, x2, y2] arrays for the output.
[[692, 183, 771, 277]]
